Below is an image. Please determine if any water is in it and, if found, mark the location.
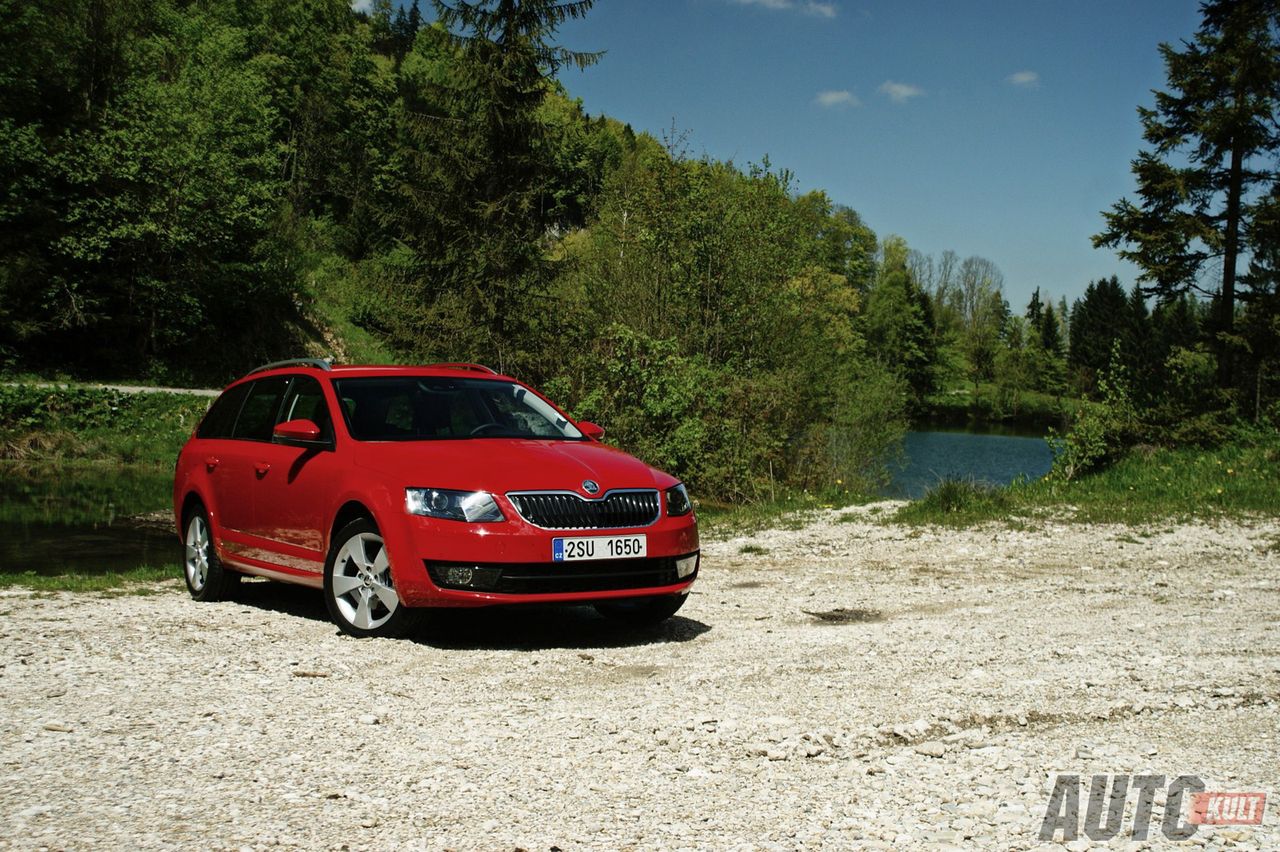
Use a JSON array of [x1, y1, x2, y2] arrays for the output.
[[0, 464, 176, 575], [884, 428, 1053, 499], [2, 431, 1053, 574]]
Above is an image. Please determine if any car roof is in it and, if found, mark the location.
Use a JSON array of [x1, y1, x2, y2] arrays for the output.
[[237, 362, 517, 384]]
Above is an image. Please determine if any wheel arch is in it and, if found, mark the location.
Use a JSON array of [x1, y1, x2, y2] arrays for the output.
[[330, 500, 376, 551], [180, 490, 207, 526]]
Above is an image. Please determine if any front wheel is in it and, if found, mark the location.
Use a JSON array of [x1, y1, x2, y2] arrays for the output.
[[183, 506, 240, 602], [324, 519, 417, 638], [594, 593, 687, 627]]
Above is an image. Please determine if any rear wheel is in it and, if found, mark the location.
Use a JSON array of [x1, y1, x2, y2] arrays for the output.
[[594, 593, 687, 627], [183, 506, 240, 601], [324, 519, 417, 638]]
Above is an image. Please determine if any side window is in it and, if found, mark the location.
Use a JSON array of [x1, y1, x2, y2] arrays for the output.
[[197, 383, 250, 439], [231, 377, 289, 442], [278, 376, 334, 442]]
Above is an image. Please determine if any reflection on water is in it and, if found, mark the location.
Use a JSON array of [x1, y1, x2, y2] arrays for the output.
[[884, 429, 1053, 500], [0, 464, 175, 574]]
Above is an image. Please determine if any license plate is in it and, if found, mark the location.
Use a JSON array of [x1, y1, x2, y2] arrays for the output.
[[553, 534, 647, 562]]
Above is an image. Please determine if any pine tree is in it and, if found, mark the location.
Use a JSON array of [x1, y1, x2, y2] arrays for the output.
[[1094, 0, 1280, 388]]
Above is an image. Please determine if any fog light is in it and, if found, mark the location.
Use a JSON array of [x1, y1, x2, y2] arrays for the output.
[[676, 554, 698, 579], [444, 566, 474, 586]]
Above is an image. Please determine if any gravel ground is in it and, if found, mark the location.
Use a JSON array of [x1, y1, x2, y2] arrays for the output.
[[1, 504, 1277, 851]]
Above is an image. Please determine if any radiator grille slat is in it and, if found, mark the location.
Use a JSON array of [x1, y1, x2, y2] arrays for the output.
[[508, 490, 660, 530]]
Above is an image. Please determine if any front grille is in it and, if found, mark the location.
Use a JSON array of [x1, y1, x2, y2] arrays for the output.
[[427, 554, 698, 595], [508, 490, 660, 529]]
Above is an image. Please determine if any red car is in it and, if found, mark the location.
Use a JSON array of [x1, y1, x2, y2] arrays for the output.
[[173, 360, 699, 637]]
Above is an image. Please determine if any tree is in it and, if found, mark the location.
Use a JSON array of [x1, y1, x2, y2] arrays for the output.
[[1093, 0, 1280, 388], [952, 255, 1007, 387], [380, 0, 600, 368], [862, 236, 935, 401]]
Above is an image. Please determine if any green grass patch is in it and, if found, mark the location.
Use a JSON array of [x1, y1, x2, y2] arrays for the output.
[[893, 478, 1014, 527], [894, 428, 1280, 526], [0, 565, 178, 593], [0, 384, 210, 465], [698, 490, 874, 539]]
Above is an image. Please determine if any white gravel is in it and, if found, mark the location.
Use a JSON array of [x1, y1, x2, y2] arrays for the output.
[[1, 504, 1277, 850]]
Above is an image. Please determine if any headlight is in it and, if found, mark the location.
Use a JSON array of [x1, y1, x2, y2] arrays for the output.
[[665, 483, 692, 517], [405, 488, 505, 523]]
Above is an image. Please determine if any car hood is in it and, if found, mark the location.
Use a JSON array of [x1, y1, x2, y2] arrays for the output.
[[353, 439, 677, 496]]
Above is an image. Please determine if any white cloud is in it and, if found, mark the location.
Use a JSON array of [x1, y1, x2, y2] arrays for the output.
[[804, 2, 838, 18], [731, 0, 839, 17], [815, 90, 860, 109], [1007, 70, 1040, 88], [350, 0, 374, 12], [878, 80, 924, 103]]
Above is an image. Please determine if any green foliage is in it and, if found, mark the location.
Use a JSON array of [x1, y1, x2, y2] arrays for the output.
[[0, 567, 176, 594], [861, 236, 935, 402], [0, 0, 304, 377], [0, 384, 209, 465], [1093, 0, 1280, 390], [893, 478, 1011, 527], [1046, 344, 1138, 481]]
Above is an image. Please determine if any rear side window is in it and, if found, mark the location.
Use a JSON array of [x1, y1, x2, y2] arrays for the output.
[[231, 377, 289, 442], [279, 376, 334, 442], [196, 383, 251, 439]]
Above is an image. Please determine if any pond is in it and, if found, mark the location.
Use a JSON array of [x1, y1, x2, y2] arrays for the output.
[[0, 464, 176, 575], [3, 429, 1055, 575], [883, 427, 1054, 500]]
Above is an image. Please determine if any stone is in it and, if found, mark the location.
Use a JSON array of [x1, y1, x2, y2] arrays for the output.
[[915, 741, 947, 758]]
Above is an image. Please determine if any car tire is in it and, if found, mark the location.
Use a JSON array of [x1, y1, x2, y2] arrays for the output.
[[594, 593, 687, 627], [182, 505, 240, 602], [324, 519, 417, 638]]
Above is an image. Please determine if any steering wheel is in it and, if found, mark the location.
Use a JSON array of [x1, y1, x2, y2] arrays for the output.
[[469, 422, 506, 436]]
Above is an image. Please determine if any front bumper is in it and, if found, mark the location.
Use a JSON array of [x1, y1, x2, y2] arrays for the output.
[[381, 510, 700, 608]]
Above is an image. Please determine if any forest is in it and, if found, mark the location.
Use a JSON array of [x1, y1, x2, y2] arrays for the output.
[[2, 0, 1277, 500]]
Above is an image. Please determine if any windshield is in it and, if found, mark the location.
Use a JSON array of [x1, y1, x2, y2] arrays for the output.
[[333, 376, 585, 442]]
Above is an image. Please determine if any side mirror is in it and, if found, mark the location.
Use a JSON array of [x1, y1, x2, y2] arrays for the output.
[[272, 418, 325, 446], [578, 421, 605, 441]]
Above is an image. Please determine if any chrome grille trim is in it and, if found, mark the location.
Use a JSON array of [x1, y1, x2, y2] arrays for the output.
[[506, 489, 661, 530]]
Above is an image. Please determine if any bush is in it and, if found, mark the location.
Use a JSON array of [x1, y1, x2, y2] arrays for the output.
[[545, 325, 905, 501], [1047, 344, 1138, 481]]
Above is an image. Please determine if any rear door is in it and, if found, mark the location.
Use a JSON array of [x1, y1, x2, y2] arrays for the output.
[[191, 381, 251, 536]]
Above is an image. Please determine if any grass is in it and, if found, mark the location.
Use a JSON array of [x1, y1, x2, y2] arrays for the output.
[[0, 383, 209, 466], [893, 478, 1014, 526], [697, 490, 874, 539], [894, 428, 1280, 527], [0, 565, 177, 594]]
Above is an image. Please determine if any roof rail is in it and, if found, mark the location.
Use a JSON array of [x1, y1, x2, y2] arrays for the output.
[[428, 362, 498, 375], [248, 358, 332, 375]]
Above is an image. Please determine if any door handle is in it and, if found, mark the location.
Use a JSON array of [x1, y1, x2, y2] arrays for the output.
[[204, 456, 220, 470], [255, 462, 271, 476]]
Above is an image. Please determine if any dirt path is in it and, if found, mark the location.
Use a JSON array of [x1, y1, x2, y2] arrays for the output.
[[3, 381, 219, 398], [0, 505, 1276, 850]]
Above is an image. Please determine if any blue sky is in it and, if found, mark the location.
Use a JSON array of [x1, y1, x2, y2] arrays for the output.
[[551, 0, 1207, 309]]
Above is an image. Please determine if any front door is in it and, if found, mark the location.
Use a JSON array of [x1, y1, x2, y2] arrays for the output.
[[247, 375, 342, 576]]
